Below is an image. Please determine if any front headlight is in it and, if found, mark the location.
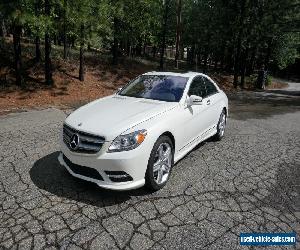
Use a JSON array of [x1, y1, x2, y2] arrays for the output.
[[108, 129, 147, 152]]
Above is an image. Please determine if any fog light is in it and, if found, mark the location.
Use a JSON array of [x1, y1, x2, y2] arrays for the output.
[[105, 171, 133, 182]]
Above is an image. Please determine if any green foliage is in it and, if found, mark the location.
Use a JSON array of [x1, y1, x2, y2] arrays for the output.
[[266, 75, 272, 86], [182, 0, 299, 73], [1, 0, 299, 76], [272, 33, 300, 69]]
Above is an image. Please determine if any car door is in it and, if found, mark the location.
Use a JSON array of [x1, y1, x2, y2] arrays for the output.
[[202, 76, 222, 129], [182, 76, 211, 147]]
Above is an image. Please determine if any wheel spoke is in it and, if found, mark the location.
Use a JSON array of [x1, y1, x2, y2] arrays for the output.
[[164, 163, 170, 172], [153, 161, 161, 172], [158, 145, 164, 157], [159, 147, 170, 162], [218, 113, 226, 136], [157, 169, 163, 184], [164, 147, 171, 158]]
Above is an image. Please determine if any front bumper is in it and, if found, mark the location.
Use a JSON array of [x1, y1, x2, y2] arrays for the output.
[[58, 140, 150, 190]]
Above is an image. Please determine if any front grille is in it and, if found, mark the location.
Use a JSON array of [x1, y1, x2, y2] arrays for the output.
[[63, 154, 104, 181], [63, 124, 105, 154]]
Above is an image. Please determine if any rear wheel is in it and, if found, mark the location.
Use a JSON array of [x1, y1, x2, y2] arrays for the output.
[[145, 136, 174, 191], [213, 109, 226, 141]]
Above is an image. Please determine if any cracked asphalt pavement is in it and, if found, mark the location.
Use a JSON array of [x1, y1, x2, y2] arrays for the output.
[[0, 87, 299, 249]]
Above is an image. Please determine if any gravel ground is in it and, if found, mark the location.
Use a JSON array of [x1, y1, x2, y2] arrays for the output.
[[0, 87, 299, 249]]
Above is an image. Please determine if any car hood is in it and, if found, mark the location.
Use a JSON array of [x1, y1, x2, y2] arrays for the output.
[[65, 95, 178, 141]]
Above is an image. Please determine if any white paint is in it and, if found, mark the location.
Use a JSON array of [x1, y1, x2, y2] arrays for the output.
[[59, 72, 229, 190]]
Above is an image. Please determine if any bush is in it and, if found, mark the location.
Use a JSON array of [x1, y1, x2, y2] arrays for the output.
[[266, 75, 272, 86], [247, 73, 272, 88], [244, 74, 258, 88]]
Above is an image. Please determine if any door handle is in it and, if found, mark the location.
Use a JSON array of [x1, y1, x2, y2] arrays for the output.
[[207, 99, 211, 105]]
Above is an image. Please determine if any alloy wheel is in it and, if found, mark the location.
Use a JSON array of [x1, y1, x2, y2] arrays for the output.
[[219, 112, 226, 137], [153, 142, 172, 185]]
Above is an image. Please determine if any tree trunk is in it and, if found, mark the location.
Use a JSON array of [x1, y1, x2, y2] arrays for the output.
[[63, 0, 67, 59], [79, 23, 84, 82], [159, 0, 169, 71], [112, 17, 118, 65], [174, 0, 182, 68], [195, 44, 201, 71], [136, 39, 142, 56], [152, 46, 157, 58], [246, 46, 256, 75], [220, 54, 225, 71], [13, 24, 22, 86], [203, 31, 211, 73], [35, 36, 41, 62], [34, 0, 41, 62], [1, 19, 6, 37], [189, 44, 195, 66], [143, 42, 146, 57], [264, 39, 273, 70], [233, 0, 247, 88], [179, 45, 184, 60], [240, 46, 248, 88], [53, 35, 57, 45], [203, 52, 208, 73], [125, 38, 129, 56], [71, 36, 75, 48], [214, 56, 218, 71], [219, 44, 226, 71], [233, 36, 241, 88], [45, 0, 53, 85], [45, 33, 53, 85], [225, 44, 234, 72]]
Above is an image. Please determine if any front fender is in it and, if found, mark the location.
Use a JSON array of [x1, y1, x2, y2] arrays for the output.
[[123, 110, 179, 155]]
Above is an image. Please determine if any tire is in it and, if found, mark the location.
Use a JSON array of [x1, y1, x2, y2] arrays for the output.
[[213, 109, 227, 141], [145, 135, 174, 191]]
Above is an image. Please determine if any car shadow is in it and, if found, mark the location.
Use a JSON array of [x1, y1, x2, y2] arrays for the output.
[[30, 151, 152, 207]]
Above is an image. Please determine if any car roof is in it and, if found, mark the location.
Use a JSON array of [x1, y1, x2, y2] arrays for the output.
[[143, 71, 205, 79]]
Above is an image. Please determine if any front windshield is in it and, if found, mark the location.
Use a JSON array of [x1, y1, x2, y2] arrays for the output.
[[119, 75, 188, 102]]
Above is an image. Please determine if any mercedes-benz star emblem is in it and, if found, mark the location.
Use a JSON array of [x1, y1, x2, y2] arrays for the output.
[[69, 134, 79, 150]]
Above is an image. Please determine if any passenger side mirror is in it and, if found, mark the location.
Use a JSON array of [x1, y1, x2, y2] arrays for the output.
[[187, 95, 203, 106], [116, 87, 122, 94]]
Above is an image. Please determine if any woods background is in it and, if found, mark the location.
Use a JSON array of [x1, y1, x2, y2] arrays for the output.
[[0, 0, 299, 91]]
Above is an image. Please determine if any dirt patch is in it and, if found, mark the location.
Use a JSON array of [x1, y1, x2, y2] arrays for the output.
[[1, 67, 289, 113], [266, 79, 289, 89], [0, 57, 154, 111], [0, 39, 289, 113], [211, 74, 238, 92]]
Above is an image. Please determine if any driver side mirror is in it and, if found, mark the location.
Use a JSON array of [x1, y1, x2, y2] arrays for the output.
[[187, 95, 203, 106]]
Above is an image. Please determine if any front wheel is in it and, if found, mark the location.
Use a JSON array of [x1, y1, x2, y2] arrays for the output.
[[213, 109, 227, 141], [145, 136, 174, 191]]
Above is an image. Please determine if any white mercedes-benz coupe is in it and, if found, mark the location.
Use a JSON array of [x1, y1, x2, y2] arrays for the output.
[[58, 72, 228, 191]]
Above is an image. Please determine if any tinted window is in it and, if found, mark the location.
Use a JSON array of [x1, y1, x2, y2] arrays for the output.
[[188, 77, 206, 98], [203, 77, 218, 96], [119, 75, 188, 102]]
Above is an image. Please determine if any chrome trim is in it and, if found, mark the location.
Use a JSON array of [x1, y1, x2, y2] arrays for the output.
[[63, 124, 105, 154]]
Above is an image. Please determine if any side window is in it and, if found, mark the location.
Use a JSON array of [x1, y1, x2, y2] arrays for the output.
[[203, 77, 218, 96], [188, 77, 206, 98]]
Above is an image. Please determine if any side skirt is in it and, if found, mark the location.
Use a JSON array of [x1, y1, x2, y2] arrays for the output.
[[174, 126, 217, 164]]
